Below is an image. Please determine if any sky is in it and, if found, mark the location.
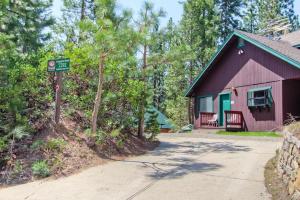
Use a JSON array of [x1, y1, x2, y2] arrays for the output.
[[52, 0, 183, 26], [295, 0, 300, 17], [52, 0, 300, 27]]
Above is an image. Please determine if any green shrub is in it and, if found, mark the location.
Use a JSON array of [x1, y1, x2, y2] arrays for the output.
[[30, 140, 45, 151], [145, 109, 160, 140], [84, 128, 93, 137], [31, 160, 50, 177], [64, 107, 76, 118], [13, 160, 23, 175], [9, 125, 30, 140], [116, 139, 124, 148], [110, 129, 121, 138], [45, 138, 66, 151], [0, 138, 7, 152], [95, 131, 109, 144]]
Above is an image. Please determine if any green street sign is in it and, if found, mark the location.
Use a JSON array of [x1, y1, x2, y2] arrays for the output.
[[48, 58, 70, 72]]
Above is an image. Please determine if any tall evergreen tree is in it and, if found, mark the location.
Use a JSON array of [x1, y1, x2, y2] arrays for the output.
[[279, 0, 299, 31], [180, 0, 219, 123], [0, 0, 54, 54], [135, 1, 165, 138], [216, 0, 244, 42], [242, 0, 259, 33], [257, 0, 282, 32], [150, 23, 168, 111], [181, 0, 218, 69]]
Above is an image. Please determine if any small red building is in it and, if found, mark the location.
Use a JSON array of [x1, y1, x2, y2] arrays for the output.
[[185, 30, 300, 131]]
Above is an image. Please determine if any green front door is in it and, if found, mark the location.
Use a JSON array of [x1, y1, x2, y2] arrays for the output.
[[219, 93, 231, 126]]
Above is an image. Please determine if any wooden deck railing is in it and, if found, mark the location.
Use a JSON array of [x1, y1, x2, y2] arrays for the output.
[[200, 112, 217, 127], [225, 111, 245, 131]]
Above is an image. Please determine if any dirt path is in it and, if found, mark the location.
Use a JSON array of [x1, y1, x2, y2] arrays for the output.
[[0, 133, 282, 200]]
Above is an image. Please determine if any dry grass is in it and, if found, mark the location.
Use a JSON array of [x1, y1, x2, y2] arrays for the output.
[[285, 122, 300, 139]]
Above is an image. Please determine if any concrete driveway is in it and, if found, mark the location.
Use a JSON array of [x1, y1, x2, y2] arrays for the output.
[[0, 133, 282, 200]]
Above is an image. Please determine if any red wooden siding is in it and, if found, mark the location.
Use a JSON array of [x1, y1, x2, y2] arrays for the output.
[[193, 37, 300, 131], [282, 79, 300, 122]]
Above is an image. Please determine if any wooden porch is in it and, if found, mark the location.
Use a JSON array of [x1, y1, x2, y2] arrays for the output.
[[200, 111, 245, 131]]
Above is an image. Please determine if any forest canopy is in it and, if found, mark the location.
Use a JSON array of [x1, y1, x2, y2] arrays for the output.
[[0, 0, 299, 149]]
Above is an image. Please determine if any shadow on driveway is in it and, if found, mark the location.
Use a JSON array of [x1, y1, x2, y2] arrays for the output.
[[110, 140, 251, 180], [150, 141, 252, 157]]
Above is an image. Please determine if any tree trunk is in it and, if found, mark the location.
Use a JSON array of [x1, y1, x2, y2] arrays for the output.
[[91, 53, 105, 134], [188, 98, 192, 124], [78, 0, 86, 42], [137, 44, 147, 138], [137, 110, 145, 138], [55, 72, 63, 124], [188, 61, 194, 124], [80, 0, 86, 21]]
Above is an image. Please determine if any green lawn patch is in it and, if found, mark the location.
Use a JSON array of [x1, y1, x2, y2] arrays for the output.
[[217, 131, 282, 137]]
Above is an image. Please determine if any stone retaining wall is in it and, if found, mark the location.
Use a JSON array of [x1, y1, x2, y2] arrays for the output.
[[277, 131, 300, 200]]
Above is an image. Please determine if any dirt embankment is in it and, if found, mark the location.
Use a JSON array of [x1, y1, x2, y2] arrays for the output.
[[0, 118, 159, 186]]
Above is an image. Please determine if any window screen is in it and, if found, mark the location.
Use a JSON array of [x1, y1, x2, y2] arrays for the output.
[[247, 87, 273, 107], [199, 96, 213, 113]]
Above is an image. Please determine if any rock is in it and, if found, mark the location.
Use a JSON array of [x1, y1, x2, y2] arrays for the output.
[[292, 159, 299, 170], [296, 140, 300, 149], [283, 174, 290, 185], [286, 166, 293, 176], [294, 169, 300, 191], [283, 152, 290, 163], [283, 140, 289, 150], [288, 156, 295, 167], [292, 191, 300, 200], [277, 166, 284, 176], [289, 181, 296, 195], [293, 145, 299, 156], [290, 144, 295, 154], [291, 171, 298, 181], [276, 133, 300, 196]]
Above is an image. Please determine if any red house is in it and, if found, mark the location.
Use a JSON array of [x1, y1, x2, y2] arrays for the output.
[[185, 30, 300, 131]]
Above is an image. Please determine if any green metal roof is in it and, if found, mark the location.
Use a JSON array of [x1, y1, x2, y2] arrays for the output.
[[185, 30, 300, 97], [144, 107, 174, 129]]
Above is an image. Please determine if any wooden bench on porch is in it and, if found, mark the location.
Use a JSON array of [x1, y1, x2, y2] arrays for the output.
[[200, 111, 245, 131], [200, 112, 219, 127], [224, 111, 245, 131]]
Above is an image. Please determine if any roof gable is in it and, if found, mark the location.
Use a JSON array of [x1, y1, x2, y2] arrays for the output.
[[185, 30, 300, 97]]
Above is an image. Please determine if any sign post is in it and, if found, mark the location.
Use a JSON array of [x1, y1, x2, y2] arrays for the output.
[[55, 72, 63, 124], [48, 58, 70, 124]]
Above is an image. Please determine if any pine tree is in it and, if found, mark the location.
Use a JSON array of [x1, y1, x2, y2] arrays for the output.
[[279, 0, 299, 31], [180, 0, 219, 124], [89, 0, 129, 134], [256, 0, 299, 35], [181, 0, 219, 69], [135, 1, 165, 138], [242, 0, 259, 33], [257, 0, 282, 32], [0, 0, 54, 53], [145, 108, 160, 140], [216, 0, 244, 42]]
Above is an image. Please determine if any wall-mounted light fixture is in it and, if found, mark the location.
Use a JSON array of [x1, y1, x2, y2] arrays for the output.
[[238, 49, 244, 55], [231, 86, 238, 96], [237, 38, 245, 55]]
